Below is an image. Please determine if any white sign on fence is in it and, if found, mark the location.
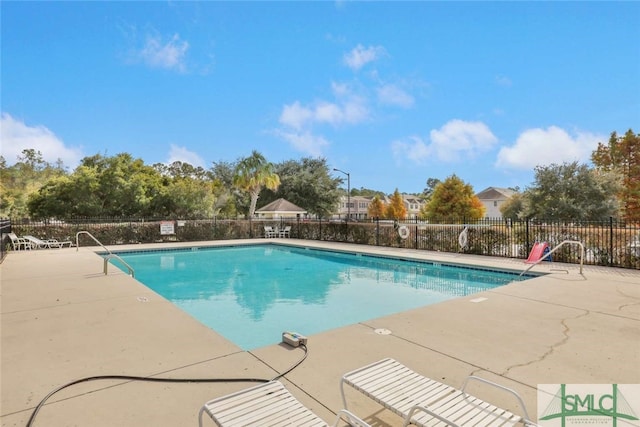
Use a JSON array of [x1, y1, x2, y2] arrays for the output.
[[160, 221, 175, 235]]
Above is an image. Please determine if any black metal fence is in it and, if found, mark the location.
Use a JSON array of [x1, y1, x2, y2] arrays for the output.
[[0, 218, 11, 262], [6, 216, 640, 270]]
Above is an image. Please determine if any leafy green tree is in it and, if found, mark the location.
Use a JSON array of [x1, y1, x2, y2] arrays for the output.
[[421, 174, 485, 220], [351, 187, 386, 198], [233, 150, 280, 218], [385, 189, 407, 220], [263, 157, 341, 218], [0, 150, 67, 217], [159, 178, 217, 218], [209, 161, 239, 217], [150, 161, 219, 218], [499, 192, 526, 220], [367, 195, 386, 219], [154, 161, 208, 181], [521, 161, 619, 220], [591, 129, 640, 222], [28, 153, 159, 218], [421, 178, 441, 200], [28, 154, 222, 219]]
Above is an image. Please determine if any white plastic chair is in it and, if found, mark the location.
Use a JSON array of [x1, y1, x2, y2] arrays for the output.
[[263, 226, 276, 238], [279, 226, 291, 238]]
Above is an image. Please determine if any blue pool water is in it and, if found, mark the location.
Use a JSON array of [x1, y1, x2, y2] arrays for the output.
[[113, 244, 532, 350]]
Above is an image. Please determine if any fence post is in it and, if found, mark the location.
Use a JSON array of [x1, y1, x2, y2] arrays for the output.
[[345, 218, 348, 242], [525, 218, 530, 255], [0, 218, 11, 260], [609, 216, 614, 266], [376, 217, 380, 246]]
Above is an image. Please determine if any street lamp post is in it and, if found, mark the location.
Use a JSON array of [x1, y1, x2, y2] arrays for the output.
[[333, 168, 350, 222]]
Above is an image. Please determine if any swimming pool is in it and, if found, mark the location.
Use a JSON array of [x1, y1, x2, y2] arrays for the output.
[[113, 244, 534, 350]]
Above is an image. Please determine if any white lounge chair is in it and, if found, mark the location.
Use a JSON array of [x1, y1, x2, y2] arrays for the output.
[[7, 233, 33, 250], [24, 235, 73, 249], [341, 358, 535, 427], [199, 380, 370, 427]]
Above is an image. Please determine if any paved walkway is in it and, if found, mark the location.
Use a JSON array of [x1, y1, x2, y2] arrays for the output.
[[2, 240, 639, 426]]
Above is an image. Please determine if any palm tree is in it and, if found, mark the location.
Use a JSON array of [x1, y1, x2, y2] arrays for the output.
[[233, 150, 281, 217]]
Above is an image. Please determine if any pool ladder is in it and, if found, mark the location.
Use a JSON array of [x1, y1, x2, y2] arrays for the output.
[[75, 231, 135, 277], [519, 239, 584, 277]]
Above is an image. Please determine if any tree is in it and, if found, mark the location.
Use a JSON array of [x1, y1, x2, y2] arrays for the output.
[[151, 161, 219, 218], [154, 161, 208, 181], [27, 153, 160, 218], [233, 150, 280, 218], [367, 195, 386, 218], [591, 129, 640, 222], [264, 157, 341, 218], [385, 189, 407, 220], [499, 192, 526, 220], [351, 187, 386, 198], [206, 161, 236, 217], [156, 178, 217, 218], [0, 150, 67, 217], [522, 161, 619, 220], [421, 174, 485, 220], [27, 153, 219, 218], [421, 178, 441, 200]]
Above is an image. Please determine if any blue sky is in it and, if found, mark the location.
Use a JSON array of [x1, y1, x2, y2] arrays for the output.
[[2, 1, 639, 195]]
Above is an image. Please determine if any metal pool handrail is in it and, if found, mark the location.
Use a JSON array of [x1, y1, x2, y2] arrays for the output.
[[520, 239, 584, 277], [75, 231, 135, 277]]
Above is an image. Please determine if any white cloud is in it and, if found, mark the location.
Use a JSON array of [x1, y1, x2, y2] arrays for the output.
[[429, 119, 498, 162], [137, 33, 189, 72], [377, 84, 414, 108], [0, 113, 83, 168], [274, 130, 329, 157], [496, 126, 605, 170], [167, 144, 205, 168], [278, 101, 313, 130], [391, 136, 431, 163], [392, 119, 498, 164], [315, 101, 344, 125], [343, 44, 385, 71], [278, 85, 369, 130], [276, 82, 370, 156]]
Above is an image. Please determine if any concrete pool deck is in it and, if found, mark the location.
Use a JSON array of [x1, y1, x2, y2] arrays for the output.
[[2, 239, 639, 426]]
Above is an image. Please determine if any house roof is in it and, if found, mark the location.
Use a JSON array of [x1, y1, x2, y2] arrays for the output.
[[256, 198, 307, 213], [475, 187, 517, 200]]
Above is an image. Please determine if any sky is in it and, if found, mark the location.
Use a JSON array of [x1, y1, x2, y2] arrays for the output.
[[2, 1, 639, 195]]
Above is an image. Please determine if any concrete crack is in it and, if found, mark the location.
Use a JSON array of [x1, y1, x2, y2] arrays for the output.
[[500, 310, 590, 377], [616, 287, 640, 313]]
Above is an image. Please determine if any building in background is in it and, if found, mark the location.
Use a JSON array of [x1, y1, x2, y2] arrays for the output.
[[475, 187, 516, 218], [255, 198, 307, 219], [333, 194, 425, 221]]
